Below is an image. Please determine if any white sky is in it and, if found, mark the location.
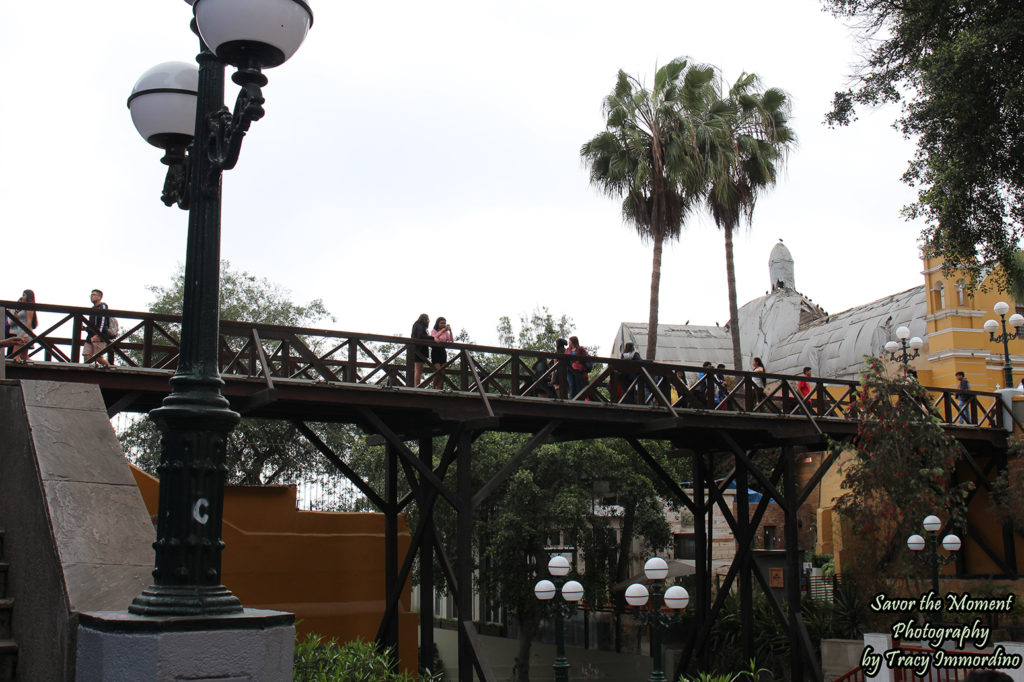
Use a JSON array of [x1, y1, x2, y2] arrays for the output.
[[0, 1, 925, 359]]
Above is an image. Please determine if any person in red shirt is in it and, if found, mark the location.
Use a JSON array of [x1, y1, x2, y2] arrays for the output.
[[797, 366, 812, 398]]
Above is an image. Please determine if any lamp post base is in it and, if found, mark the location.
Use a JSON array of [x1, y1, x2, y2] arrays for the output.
[[129, 584, 242, 617], [77, 608, 293, 681]]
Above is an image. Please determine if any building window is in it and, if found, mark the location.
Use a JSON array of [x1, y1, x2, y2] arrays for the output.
[[675, 533, 696, 560], [933, 282, 945, 310], [763, 525, 778, 549]]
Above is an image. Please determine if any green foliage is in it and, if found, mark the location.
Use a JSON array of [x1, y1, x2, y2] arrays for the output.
[[473, 435, 684, 620], [496, 307, 574, 353], [119, 262, 369, 492], [704, 592, 790, 679], [822, 0, 1024, 291], [990, 438, 1024, 532], [680, 659, 771, 682], [802, 580, 868, 643], [292, 635, 440, 682], [582, 57, 793, 364], [123, 418, 365, 490], [702, 72, 795, 370], [148, 260, 332, 326], [833, 358, 973, 575], [581, 57, 718, 360]]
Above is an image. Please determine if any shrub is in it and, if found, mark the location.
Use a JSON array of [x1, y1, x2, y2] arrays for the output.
[[293, 634, 441, 682]]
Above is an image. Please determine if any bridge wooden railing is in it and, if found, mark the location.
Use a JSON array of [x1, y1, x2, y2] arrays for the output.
[[1, 300, 1014, 429]]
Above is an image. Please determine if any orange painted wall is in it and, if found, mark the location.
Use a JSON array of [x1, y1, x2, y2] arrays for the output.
[[130, 466, 417, 669]]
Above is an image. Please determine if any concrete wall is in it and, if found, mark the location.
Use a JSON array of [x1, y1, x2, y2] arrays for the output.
[[0, 380, 153, 680]]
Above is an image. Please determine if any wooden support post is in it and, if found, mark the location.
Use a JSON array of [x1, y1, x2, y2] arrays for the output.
[[419, 435, 436, 674], [784, 446, 820, 681], [457, 430, 474, 682], [737, 459, 753, 661], [382, 443, 400, 658], [692, 451, 709, 672]]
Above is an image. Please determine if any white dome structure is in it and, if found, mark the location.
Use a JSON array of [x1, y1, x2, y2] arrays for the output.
[[769, 240, 795, 292]]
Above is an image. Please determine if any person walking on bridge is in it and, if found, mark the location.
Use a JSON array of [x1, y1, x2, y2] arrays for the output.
[[85, 289, 111, 367], [955, 371, 972, 424]]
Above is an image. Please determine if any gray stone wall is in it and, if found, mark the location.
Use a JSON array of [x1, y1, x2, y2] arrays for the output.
[[0, 380, 154, 680]]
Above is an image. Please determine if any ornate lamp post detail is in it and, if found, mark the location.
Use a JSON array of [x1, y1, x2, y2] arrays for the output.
[[626, 557, 690, 682], [126, 0, 312, 616], [984, 301, 1024, 388], [534, 556, 584, 682], [907, 514, 961, 624], [884, 325, 924, 369]]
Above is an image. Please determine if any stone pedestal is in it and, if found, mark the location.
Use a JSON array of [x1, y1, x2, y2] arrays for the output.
[[76, 609, 294, 682]]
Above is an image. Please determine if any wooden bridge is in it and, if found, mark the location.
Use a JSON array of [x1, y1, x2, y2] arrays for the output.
[[2, 301, 1020, 681]]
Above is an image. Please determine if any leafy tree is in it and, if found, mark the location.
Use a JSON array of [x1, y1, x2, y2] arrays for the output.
[[496, 307, 574, 353], [991, 438, 1024, 532], [472, 435, 680, 681], [833, 358, 973, 576], [823, 0, 1024, 290], [120, 261, 360, 493], [147, 259, 331, 324], [704, 74, 795, 370], [463, 312, 686, 680], [581, 58, 717, 360]]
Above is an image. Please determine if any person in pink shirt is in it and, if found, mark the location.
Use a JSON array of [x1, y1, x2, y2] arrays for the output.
[[430, 316, 453, 389]]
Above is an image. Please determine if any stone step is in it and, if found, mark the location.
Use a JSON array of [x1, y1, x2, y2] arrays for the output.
[[0, 638, 16, 682], [0, 600, 10, 640]]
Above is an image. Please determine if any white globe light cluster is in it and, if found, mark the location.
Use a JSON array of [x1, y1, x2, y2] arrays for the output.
[[129, 0, 313, 151]]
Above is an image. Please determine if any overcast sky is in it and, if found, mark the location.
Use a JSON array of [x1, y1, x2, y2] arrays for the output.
[[0, 1, 925, 361]]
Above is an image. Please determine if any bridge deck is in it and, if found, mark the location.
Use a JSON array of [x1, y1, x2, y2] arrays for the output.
[[1, 298, 1012, 451]]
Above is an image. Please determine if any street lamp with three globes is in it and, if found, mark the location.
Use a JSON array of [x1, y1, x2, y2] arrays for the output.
[[625, 557, 690, 682], [534, 555, 584, 682], [984, 301, 1024, 388], [884, 326, 924, 370]]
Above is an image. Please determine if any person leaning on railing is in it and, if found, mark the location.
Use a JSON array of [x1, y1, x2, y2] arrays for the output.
[[7, 289, 37, 363]]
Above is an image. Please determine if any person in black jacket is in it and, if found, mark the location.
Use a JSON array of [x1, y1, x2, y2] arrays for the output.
[[86, 289, 111, 367], [410, 313, 431, 387]]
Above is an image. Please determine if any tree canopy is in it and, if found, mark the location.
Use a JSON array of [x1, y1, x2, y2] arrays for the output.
[[823, 0, 1024, 289], [121, 261, 355, 492], [704, 73, 795, 370], [581, 58, 717, 360], [583, 60, 793, 368], [471, 309, 686, 679], [833, 358, 972, 577]]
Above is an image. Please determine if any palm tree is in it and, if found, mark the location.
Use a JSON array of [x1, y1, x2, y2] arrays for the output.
[[704, 73, 796, 371], [581, 58, 716, 361]]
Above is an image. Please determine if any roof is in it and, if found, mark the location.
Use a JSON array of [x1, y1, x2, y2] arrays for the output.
[[612, 240, 928, 379]]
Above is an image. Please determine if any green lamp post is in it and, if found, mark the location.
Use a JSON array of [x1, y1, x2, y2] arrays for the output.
[[126, 0, 312, 616], [907, 514, 961, 623], [534, 555, 584, 682], [627, 557, 690, 682], [984, 301, 1024, 388]]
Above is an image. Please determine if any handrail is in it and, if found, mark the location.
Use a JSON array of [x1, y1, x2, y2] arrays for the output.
[[0, 300, 1011, 429]]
